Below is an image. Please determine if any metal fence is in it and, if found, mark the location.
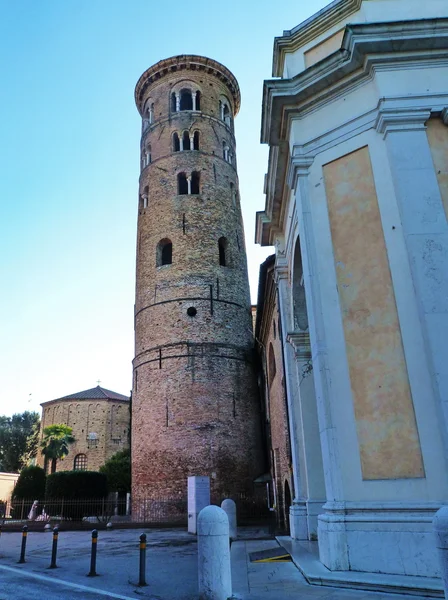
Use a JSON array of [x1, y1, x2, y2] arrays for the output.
[[1, 489, 272, 528]]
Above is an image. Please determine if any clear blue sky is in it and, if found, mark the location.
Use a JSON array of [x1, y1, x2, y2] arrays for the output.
[[0, 0, 328, 417]]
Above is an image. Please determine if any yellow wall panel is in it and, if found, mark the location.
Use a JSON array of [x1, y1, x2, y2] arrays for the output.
[[427, 119, 448, 219], [323, 146, 424, 480], [304, 30, 344, 69]]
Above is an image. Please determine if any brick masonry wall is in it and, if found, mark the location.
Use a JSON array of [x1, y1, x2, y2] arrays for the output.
[[264, 301, 293, 529], [37, 399, 130, 473], [256, 261, 293, 530], [132, 56, 263, 503]]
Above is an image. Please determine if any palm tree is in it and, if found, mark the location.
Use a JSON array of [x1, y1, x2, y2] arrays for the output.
[[40, 424, 75, 474]]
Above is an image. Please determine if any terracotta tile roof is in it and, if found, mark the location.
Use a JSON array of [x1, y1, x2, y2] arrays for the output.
[[51, 386, 129, 402]]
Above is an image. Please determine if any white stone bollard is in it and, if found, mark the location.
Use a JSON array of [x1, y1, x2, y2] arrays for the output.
[[433, 506, 448, 597], [197, 505, 232, 600], [221, 499, 237, 541]]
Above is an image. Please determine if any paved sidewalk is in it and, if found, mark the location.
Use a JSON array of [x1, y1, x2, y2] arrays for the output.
[[0, 528, 439, 599], [231, 540, 435, 600]]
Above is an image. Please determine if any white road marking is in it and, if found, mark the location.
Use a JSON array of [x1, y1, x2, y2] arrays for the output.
[[0, 564, 140, 599]]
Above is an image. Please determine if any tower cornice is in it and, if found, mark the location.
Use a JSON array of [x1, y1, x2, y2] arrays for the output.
[[135, 55, 241, 116]]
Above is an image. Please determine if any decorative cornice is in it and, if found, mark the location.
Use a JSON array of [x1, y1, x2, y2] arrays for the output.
[[375, 108, 432, 139], [274, 258, 289, 283], [272, 0, 361, 77], [262, 18, 448, 146], [287, 156, 314, 190], [287, 331, 311, 360], [135, 55, 240, 116]]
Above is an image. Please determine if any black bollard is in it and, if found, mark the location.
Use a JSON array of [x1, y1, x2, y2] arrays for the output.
[[49, 526, 59, 568], [18, 525, 28, 563], [138, 533, 147, 586], [88, 529, 98, 576]]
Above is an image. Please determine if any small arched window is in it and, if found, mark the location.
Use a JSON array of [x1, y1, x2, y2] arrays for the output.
[[183, 131, 191, 151], [74, 454, 87, 471], [195, 91, 201, 110], [157, 238, 173, 266], [180, 89, 193, 111], [173, 132, 180, 152], [218, 237, 229, 267], [223, 104, 231, 127], [140, 185, 149, 209], [178, 172, 188, 195], [142, 145, 151, 169], [191, 171, 200, 194], [268, 343, 276, 384], [220, 99, 231, 126], [171, 92, 177, 112], [149, 102, 154, 124], [193, 131, 200, 150]]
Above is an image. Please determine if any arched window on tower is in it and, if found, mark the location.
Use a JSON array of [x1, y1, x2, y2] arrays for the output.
[[74, 454, 87, 471], [140, 185, 149, 209], [178, 172, 188, 195], [223, 103, 231, 127], [173, 132, 180, 152], [182, 131, 191, 151], [218, 237, 229, 266], [157, 238, 173, 267], [171, 92, 177, 113], [142, 145, 151, 169], [219, 99, 231, 127], [195, 91, 201, 111], [268, 343, 276, 385], [191, 171, 200, 194], [193, 131, 200, 150], [180, 89, 193, 111]]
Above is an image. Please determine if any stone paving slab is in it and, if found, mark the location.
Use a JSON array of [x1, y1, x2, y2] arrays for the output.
[[0, 528, 441, 600]]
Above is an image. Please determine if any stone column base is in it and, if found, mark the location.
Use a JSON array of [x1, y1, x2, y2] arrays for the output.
[[318, 501, 441, 576], [289, 501, 308, 540]]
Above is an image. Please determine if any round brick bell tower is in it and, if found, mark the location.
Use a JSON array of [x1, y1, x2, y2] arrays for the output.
[[132, 55, 263, 510]]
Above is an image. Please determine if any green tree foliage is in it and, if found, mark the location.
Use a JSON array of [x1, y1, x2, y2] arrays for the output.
[[0, 411, 40, 472], [46, 471, 108, 499], [12, 466, 46, 500], [99, 448, 131, 494], [40, 424, 75, 474], [45, 471, 108, 520], [21, 418, 41, 467]]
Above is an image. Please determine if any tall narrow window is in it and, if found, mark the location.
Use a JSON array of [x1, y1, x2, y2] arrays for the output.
[[178, 172, 188, 195], [195, 91, 201, 111], [145, 145, 151, 166], [157, 238, 173, 266], [182, 131, 191, 151], [218, 237, 228, 266], [173, 132, 180, 152], [223, 103, 231, 127], [180, 89, 192, 111], [140, 185, 149, 209], [193, 131, 200, 150], [171, 92, 177, 112], [191, 171, 200, 194]]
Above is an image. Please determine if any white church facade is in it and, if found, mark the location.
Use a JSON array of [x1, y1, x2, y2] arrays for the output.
[[256, 0, 448, 579]]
